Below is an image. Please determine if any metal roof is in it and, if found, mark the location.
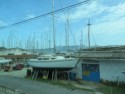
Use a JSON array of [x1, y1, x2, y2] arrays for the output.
[[75, 46, 125, 59]]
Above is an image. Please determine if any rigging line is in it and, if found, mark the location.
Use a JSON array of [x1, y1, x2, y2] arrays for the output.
[[68, 22, 77, 47], [58, 0, 78, 47], [0, 0, 94, 30]]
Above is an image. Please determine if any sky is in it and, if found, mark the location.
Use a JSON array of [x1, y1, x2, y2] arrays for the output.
[[0, 0, 125, 49]]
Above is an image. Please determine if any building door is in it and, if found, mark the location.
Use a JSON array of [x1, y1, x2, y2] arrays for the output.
[[82, 64, 100, 82]]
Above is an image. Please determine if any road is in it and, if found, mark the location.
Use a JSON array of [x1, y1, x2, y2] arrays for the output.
[[0, 75, 94, 94]]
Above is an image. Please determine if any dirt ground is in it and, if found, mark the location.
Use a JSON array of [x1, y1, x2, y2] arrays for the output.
[[0, 68, 103, 94], [0, 75, 95, 94]]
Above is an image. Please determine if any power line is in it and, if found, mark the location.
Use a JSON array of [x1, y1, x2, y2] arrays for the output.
[[0, 0, 94, 30]]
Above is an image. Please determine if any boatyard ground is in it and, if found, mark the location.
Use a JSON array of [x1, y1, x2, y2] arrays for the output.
[[0, 75, 96, 94], [0, 68, 124, 94]]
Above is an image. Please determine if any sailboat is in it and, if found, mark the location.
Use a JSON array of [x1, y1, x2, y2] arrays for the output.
[[28, 54, 78, 70], [0, 57, 12, 64], [27, 0, 78, 70]]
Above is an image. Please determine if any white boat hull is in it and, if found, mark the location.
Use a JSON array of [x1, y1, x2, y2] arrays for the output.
[[0, 60, 12, 64], [27, 58, 78, 70]]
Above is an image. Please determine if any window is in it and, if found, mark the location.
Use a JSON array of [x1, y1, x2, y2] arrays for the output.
[[43, 58, 49, 60], [38, 58, 43, 60], [51, 58, 55, 60]]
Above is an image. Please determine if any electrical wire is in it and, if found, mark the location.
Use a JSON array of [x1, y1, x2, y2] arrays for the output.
[[0, 0, 94, 30]]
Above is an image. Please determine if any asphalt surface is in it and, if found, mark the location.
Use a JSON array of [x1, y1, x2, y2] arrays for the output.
[[0, 75, 94, 94]]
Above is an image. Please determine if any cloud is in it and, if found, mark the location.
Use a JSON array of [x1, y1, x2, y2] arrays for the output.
[[91, 2, 125, 34], [71, 1, 105, 19], [71, 1, 125, 34], [92, 17, 125, 35], [97, 2, 125, 23], [26, 14, 35, 19], [59, 1, 106, 22], [43, 27, 50, 31], [0, 20, 7, 27], [59, 0, 125, 23], [66, 0, 125, 46]]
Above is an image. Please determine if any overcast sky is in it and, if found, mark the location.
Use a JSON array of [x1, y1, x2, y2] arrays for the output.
[[0, 0, 125, 49]]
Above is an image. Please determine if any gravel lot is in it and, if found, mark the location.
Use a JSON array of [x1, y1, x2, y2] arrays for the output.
[[0, 68, 95, 94], [0, 75, 94, 94]]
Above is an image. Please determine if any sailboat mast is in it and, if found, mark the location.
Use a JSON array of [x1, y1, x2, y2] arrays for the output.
[[87, 20, 91, 48], [80, 30, 83, 49], [52, 0, 56, 52]]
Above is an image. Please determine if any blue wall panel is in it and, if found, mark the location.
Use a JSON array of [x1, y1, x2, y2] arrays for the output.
[[82, 64, 100, 82]]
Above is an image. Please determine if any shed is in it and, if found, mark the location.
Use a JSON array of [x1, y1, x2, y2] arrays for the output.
[[75, 46, 125, 83]]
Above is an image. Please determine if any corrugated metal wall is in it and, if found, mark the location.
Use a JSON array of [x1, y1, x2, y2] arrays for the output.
[[76, 59, 125, 83], [100, 60, 125, 83]]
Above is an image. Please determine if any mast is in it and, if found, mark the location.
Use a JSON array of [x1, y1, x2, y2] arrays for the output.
[[65, 24, 67, 48], [67, 9, 69, 51], [80, 30, 83, 49], [52, 0, 56, 53], [65, 9, 70, 52], [37, 40, 39, 49], [65, 23, 69, 51], [87, 20, 91, 48], [60, 32, 61, 47], [41, 33, 42, 49]]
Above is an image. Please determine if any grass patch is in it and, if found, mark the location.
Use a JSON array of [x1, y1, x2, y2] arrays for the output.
[[96, 85, 125, 94], [26, 77, 125, 94], [48, 80, 94, 92]]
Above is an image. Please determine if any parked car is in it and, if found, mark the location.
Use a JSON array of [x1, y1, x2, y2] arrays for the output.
[[13, 64, 23, 70]]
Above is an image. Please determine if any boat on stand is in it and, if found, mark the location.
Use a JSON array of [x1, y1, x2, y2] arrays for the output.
[[27, 0, 78, 81], [28, 54, 78, 70], [27, 0, 78, 70]]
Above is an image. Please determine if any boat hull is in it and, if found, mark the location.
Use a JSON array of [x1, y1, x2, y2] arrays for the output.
[[0, 60, 12, 64], [27, 58, 78, 70]]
